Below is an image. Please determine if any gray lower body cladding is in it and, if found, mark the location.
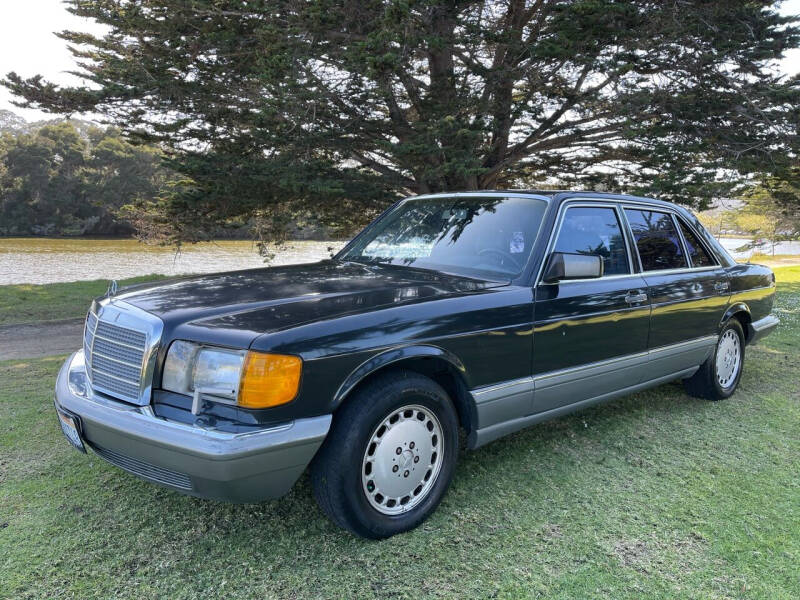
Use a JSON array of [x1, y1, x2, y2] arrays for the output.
[[468, 335, 718, 448]]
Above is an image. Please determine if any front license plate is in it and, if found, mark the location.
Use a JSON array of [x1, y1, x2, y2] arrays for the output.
[[57, 409, 86, 453]]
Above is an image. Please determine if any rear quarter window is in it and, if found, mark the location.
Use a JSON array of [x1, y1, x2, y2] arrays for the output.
[[677, 218, 716, 267]]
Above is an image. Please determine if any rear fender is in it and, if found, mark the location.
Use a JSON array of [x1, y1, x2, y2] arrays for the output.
[[720, 302, 751, 335]]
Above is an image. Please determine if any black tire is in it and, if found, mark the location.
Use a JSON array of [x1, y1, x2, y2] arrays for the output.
[[310, 369, 459, 539], [684, 319, 746, 401]]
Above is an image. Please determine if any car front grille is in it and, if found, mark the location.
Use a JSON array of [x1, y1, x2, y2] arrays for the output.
[[83, 300, 161, 405], [92, 443, 193, 491]]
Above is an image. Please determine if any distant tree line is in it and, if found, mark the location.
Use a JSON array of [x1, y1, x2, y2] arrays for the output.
[[0, 120, 169, 236], [0, 114, 368, 240], [699, 170, 800, 254]]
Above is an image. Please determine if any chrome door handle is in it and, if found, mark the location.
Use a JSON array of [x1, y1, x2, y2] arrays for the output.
[[625, 291, 648, 304]]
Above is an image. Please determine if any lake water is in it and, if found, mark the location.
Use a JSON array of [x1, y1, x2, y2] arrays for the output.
[[0, 238, 346, 285], [1, 236, 798, 285], [718, 237, 800, 259]]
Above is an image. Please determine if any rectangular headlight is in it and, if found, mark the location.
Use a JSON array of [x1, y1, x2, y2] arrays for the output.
[[192, 347, 246, 399], [161, 340, 198, 395], [162, 341, 301, 409]]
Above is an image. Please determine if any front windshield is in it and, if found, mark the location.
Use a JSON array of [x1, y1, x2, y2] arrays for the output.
[[339, 196, 548, 279]]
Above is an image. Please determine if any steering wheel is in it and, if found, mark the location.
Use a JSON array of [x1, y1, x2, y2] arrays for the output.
[[477, 248, 522, 271]]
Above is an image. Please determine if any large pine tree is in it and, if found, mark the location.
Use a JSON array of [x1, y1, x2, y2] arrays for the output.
[[5, 1, 799, 237]]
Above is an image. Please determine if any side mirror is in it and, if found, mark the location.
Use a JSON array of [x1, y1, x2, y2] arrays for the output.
[[542, 252, 604, 283]]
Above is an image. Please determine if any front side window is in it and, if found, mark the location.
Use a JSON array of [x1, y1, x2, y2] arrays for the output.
[[625, 209, 688, 271], [552, 206, 630, 275], [677, 218, 715, 267], [340, 196, 548, 279]]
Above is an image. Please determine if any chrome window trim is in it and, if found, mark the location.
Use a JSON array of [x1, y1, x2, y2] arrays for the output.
[[87, 298, 164, 406], [538, 272, 647, 286], [631, 265, 721, 277], [535, 200, 635, 286], [406, 191, 553, 203]]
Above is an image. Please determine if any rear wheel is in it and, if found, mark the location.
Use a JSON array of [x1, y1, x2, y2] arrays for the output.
[[684, 319, 745, 400], [311, 370, 459, 539]]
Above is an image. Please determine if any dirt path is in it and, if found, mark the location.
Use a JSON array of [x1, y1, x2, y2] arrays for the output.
[[0, 318, 84, 360]]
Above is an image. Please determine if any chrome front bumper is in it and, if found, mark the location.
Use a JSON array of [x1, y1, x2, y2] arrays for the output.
[[747, 314, 780, 345], [54, 351, 331, 502]]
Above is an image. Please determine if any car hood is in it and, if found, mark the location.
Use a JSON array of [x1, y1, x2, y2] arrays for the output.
[[113, 260, 505, 347]]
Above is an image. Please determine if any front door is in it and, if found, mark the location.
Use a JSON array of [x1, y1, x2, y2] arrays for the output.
[[532, 204, 651, 413]]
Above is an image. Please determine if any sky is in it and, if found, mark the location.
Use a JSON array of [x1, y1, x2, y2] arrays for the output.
[[0, 1, 108, 121], [1, 0, 799, 122]]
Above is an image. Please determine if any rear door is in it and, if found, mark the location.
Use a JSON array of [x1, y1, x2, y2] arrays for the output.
[[623, 206, 729, 377], [532, 202, 651, 413]]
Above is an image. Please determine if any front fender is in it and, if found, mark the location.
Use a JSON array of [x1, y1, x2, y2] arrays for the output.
[[332, 344, 469, 408]]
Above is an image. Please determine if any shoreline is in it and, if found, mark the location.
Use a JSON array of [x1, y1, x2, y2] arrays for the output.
[[1, 239, 346, 286], [0, 235, 348, 243]]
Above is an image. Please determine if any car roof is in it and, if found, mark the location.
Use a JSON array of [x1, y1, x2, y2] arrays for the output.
[[410, 190, 682, 211]]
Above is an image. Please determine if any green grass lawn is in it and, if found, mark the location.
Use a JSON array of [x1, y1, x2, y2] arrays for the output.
[[1, 268, 798, 599], [0, 275, 166, 326], [747, 254, 800, 269]]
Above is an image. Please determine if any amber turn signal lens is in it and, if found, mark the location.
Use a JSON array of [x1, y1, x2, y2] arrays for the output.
[[237, 352, 302, 409]]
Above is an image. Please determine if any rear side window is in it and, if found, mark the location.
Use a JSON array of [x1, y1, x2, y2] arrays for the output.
[[624, 209, 688, 271], [553, 206, 630, 275], [677, 219, 715, 267]]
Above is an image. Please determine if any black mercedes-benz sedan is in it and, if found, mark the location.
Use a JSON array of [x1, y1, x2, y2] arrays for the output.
[[54, 191, 778, 538]]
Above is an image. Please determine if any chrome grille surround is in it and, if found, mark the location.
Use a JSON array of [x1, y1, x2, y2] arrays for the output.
[[83, 298, 163, 406]]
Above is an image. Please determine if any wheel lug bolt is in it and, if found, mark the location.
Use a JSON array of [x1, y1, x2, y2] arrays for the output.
[[404, 470, 409, 477], [396, 447, 402, 455], [414, 456, 419, 463], [392, 465, 398, 473], [409, 442, 415, 449]]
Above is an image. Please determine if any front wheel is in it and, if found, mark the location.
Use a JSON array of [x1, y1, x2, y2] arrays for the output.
[[311, 370, 459, 539], [684, 319, 745, 400]]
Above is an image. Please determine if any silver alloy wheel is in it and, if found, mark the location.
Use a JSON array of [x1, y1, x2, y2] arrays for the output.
[[361, 404, 444, 515], [716, 329, 741, 389]]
